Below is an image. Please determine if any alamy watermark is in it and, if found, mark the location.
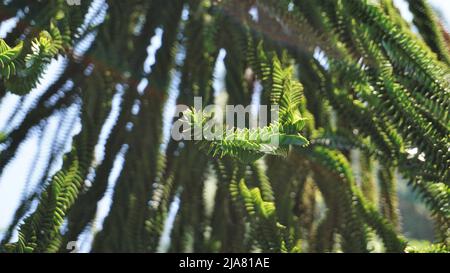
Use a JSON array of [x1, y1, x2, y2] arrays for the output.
[[171, 97, 281, 148], [66, 240, 79, 253]]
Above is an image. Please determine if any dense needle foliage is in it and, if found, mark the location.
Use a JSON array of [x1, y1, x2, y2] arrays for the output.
[[0, 0, 449, 253]]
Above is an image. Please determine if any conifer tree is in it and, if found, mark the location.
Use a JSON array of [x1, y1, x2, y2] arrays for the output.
[[0, 0, 448, 253]]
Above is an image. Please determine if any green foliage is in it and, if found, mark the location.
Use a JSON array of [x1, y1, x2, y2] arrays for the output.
[[232, 179, 298, 252], [0, 132, 7, 144], [5, 23, 65, 95], [407, 0, 450, 64], [406, 242, 450, 253], [0, 0, 448, 253], [0, 40, 23, 79]]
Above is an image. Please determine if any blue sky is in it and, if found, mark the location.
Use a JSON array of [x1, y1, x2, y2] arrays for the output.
[[0, 0, 449, 250]]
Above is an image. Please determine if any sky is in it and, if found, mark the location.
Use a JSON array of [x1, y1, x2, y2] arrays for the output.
[[0, 0, 449, 251]]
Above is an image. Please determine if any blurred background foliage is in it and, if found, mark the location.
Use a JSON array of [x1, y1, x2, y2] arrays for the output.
[[0, 0, 449, 253]]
